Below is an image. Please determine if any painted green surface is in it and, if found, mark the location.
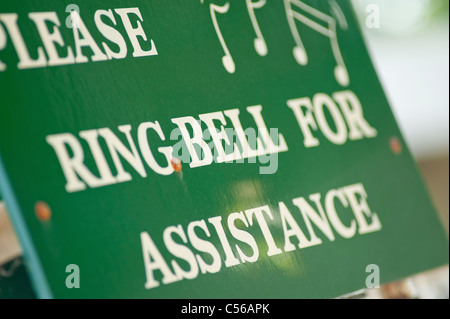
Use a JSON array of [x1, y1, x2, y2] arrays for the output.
[[0, 0, 448, 298], [0, 257, 36, 299]]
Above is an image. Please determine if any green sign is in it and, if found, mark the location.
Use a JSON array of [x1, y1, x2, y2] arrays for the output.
[[0, 257, 36, 299], [0, 0, 448, 298]]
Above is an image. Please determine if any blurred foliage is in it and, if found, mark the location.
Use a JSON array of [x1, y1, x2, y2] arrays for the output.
[[428, 0, 449, 20]]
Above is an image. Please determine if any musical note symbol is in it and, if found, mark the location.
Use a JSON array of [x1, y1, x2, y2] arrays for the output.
[[246, 0, 268, 56], [328, 0, 348, 30], [203, 1, 235, 73], [203, 0, 268, 73], [283, 0, 350, 86]]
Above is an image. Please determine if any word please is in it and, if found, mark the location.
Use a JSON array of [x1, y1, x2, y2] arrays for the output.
[[140, 182, 382, 289], [0, 7, 157, 71]]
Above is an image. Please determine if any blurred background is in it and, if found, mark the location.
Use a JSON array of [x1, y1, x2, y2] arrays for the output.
[[350, 0, 449, 299], [352, 0, 449, 233]]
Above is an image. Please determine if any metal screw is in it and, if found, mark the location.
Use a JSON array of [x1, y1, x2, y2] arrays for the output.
[[389, 137, 402, 155], [171, 157, 182, 172], [35, 201, 51, 221]]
